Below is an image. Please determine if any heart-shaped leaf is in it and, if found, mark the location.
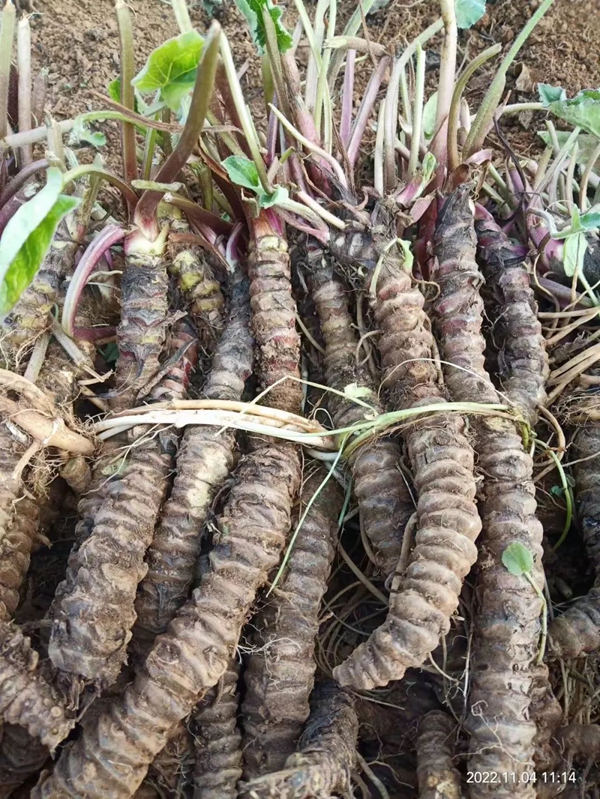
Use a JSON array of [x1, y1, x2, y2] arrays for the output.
[[132, 30, 204, 112], [222, 155, 262, 192], [502, 542, 534, 576]]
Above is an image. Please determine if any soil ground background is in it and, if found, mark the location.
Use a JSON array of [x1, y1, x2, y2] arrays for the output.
[[28, 0, 600, 173]]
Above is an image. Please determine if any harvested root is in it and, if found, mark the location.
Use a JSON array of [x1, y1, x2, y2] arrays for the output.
[[432, 186, 546, 791], [241, 467, 342, 776], [137, 721, 193, 799], [550, 422, 600, 658], [0, 620, 73, 750], [0, 225, 78, 368], [113, 230, 170, 410], [0, 724, 49, 799], [191, 659, 242, 799], [0, 423, 39, 621], [240, 681, 358, 799], [416, 710, 461, 799], [133, 273, 252, 651], [248, 216, 302, 415], [168, 214, 225, 352], [48, 443, 172, 688], [308, 244, 413, 576], [33, 442, 301, 798], [333, 238, 480, 689], [475, 207, 548, 424]]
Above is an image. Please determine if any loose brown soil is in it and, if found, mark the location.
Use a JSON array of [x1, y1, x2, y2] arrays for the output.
[[29, 0, 600, 172]]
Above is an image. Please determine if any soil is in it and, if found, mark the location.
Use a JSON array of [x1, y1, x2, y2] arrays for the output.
[[28, 0, 600, 174]]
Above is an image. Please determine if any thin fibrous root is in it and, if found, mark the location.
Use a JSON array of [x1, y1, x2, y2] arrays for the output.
[[240, 680, 358, 799], [0, 620, 74, 751], [416, 710, 461, 799], [241, 467, 343, 776], [475, 206, 548, 425], [308, 242, 413, 577], [33, 442, 301, 798], [332, 234, 480, 690], [133, 273, 252, 653], [432, 186, 547, 794], [550, 421, 600, 658], [190, 659, 242, 799]]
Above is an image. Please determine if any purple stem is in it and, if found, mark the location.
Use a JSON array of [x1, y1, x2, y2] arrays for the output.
[[508, 168, 564, 272], [62, 224, 126, 339], [0, 158, 48, 210], [0, 192, 26, 236], [348, 56, 390, 168]]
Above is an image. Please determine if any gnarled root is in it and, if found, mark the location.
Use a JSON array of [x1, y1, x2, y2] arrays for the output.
[[475, 207, 548, 425], [33, 442, 301, 798], [433, 186, 548, 793], [0, 621, 73, 750], [191, 659, 242, 799], [333, 243, 480, 690], [550, 422, 600, 658], [416, 710, 461, 799], [240, 681, 358, 799], [241, 468, 342, 776], [308, 244, 413, 577], [133, 274, 252, 652]]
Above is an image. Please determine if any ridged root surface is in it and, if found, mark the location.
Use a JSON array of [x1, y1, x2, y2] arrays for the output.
[[168, 216, 225, 352], [0, 231, 78, 366], [0, 723, 49, 799], [416, 710, 461, 799], [333, 250, 480, 690], [113, 240, 169, 411], [48, 444, 172, 688], [432, 186, 547, 794], [133, 275, 252, 651], [136, 721, 193, 799], [248, 226, 302, 415], [0, 424, 39, 621], [0, 621, 74, 750], [309, 245, 413, 577], [241, 469, 342, 776], [240, 681, 358, 799], [550, 422, 600, 658], [475, 208, 548, 424], [191, 659, 242, 799], [33, 442, 301, 799]]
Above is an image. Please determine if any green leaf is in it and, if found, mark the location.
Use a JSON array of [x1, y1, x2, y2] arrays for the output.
[[563, 232, 587, 278], [545, 88, 600, 140], [502, 542, 534, 576], [580, 209, 600, 231], [258, 185, 289, 209], [70, 116, 106, 148], [132, 30, 204, 112], [234, 0, 293, 55], [538, 83, 566, 107], [222, 155, 261, 191], [422, 92, 438, 139], [421, 152, 437, 185], [0, 195, 79, 318], [108, 78, 121, 104], [455, 0, 486, 29], [538, 130, 600, 167]]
